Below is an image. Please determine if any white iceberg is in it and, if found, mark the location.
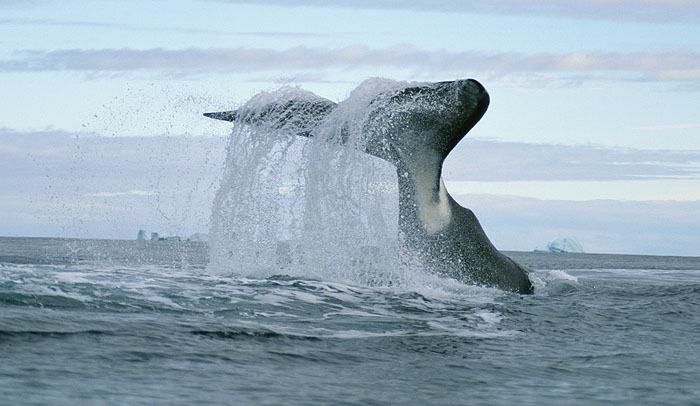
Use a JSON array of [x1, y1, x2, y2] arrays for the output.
[[536, 236, 584, 253]]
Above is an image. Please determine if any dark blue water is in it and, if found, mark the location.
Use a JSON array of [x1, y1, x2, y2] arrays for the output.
[[2, 237, 700, 405]]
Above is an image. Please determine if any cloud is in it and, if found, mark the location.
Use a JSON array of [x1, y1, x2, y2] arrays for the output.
[[444, 139, 700, 182], [636, 123, 700, 131], [0, 17, 333, 39], [204, 0, 700, 23], [0, 128, 227, 239], [85, 190, 156, 197], [0, 17, 128, 29], [2, 128, 699, 255], [2, 46, 700, 84], [0, 0, 46, 7], [454, 193, 700, 255], [4, 128, 700, 189]]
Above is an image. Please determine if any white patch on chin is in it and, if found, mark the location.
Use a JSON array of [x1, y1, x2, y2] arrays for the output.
[[416, 175, 451, 234]]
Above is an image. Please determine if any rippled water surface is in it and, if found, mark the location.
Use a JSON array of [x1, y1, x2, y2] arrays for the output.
[[2, 237, 700, 405]]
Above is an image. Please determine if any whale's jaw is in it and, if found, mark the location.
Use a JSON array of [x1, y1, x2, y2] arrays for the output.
[[204, 79, 533, 294]]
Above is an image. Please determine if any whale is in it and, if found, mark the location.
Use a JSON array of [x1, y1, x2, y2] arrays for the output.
[[205, 79, 533, 294]]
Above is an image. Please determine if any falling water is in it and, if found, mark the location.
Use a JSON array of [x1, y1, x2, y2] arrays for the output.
[[208, 79, 430, 286]]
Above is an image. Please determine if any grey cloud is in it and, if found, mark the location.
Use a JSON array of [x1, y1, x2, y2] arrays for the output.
[[0, 17, 128, 29], [203, 0, 700, 23], [3, 128, 699, 192], [2, 46, 700, 84], [444, 139, 700, 181], [2, 128, 699, 255], [457, 193, 700, 256], [0, 17, 333, 39], [0, 0, 46, 7], [0, 128, 227, 239]]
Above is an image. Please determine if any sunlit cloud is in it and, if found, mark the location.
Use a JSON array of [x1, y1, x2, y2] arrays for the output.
[[2, 46, 700, 84]]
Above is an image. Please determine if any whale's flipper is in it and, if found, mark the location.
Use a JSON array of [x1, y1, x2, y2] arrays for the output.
[[205, 79, 533, 293], [205, 93, 337, 137]]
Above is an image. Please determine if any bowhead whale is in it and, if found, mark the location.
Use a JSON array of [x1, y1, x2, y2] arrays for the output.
[[205, 79, 533, 294]]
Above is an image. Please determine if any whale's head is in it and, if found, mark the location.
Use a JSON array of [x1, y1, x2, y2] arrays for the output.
[[363, 79, 489, 165]]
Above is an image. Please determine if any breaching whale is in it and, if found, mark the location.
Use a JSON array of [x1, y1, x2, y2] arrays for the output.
[[205, 79, 533, 293]]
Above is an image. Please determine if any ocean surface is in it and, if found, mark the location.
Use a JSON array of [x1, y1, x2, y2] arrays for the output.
[[2, 236, 700, 405]]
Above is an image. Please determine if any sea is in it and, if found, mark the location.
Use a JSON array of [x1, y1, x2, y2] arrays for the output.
[[5, 79, 700, 405], [2, 236, 700, 406]]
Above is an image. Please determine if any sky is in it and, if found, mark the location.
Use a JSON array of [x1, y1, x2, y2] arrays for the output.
[[1, 0, 699, 255]]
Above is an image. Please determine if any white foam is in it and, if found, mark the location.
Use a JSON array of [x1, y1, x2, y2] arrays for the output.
[[529, 269, 580, 295], [475, 310, 503, 326]]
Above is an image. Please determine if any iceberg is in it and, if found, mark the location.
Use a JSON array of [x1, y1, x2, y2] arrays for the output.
[[537, 237, 584, 253]]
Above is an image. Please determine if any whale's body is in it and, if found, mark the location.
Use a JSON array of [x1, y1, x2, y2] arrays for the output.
[[205, 79, 533, 293]]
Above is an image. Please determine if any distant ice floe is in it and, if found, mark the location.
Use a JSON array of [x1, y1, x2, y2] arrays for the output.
[[535, 236, 584, 253], [136, 229, 208, 242]]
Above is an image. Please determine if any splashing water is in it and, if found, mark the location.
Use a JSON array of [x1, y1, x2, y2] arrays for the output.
[[208, 79, 438, 288]]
